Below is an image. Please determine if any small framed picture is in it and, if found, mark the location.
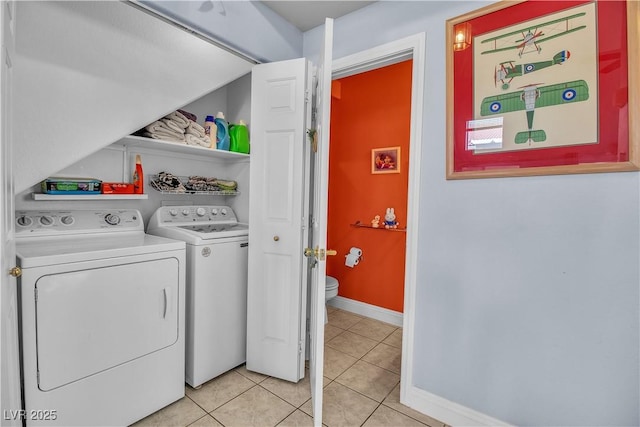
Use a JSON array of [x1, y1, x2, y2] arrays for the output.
[[371, 146, 401, 174]]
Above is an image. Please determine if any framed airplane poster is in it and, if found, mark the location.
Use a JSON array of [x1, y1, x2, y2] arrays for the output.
[[446, 0, 639, 179]]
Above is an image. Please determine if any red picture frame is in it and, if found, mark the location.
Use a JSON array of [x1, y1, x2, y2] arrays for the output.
[[446, 0, 639, 179]]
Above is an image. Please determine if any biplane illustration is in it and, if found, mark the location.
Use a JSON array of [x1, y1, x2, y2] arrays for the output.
[[481, 12, 586, 57], [495, 50, 570, 90], [480, 80, 589, 144]]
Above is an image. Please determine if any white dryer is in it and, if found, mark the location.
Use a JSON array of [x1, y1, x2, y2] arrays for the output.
[[15, 209, 186, 426], [147, 205, 248, 388]]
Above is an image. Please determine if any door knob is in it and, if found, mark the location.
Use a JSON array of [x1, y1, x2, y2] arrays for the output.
[[273, 236, 280, 241], [304, 247, 337, 261], [9, 267, 22, 278]]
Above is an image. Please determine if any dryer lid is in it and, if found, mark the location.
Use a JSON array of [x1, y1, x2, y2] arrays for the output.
[[16, 234, 184, 269]]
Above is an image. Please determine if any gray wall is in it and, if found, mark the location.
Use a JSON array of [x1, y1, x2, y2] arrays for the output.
[[305, 1, 640, 426]]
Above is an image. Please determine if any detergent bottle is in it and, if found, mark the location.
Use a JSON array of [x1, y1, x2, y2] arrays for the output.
[[132, 154, 144, 194], [204, 115, 216, 148], [229, 120, 250, 154], [214, 112, 230, 151]]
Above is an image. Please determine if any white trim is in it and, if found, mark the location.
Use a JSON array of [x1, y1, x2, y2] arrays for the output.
[[404, 385, 514, 427], [331, 31, 425, 412], [327, 296, 403, 327]]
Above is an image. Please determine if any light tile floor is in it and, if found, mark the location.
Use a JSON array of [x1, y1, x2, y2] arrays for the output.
[[132, 307, 447, 427]]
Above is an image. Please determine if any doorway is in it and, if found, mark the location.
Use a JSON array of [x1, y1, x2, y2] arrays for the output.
[[329, 33, 426, 405], [327, 59, 412, 318]]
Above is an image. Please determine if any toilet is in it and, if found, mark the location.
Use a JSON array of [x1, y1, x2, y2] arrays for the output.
[[325, 276, 339, 323]]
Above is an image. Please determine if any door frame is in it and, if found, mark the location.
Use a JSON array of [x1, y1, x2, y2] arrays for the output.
[[331, 32, 425, 406]]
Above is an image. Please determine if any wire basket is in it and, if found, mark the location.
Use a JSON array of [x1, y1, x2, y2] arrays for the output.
[[149, 173, 239, 196]]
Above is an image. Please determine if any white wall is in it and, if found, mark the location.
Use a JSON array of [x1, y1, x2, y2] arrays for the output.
[[139, 0, 303, 63], [305, 2, 640, 426]]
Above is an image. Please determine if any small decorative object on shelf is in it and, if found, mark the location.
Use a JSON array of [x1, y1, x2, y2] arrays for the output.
[[371, 215, 380, 228], [384, 207, 398, 229], [150, 172, 239, 195]]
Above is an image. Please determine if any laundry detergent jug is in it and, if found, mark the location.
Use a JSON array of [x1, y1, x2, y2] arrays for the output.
[[214, 112, 230, 151], [229, 120, 250, 154]]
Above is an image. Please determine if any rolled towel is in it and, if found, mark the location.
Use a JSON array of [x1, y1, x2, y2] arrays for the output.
[[143, 131, 186, 144], [163, 110, 190, 129], [186, 121, 206, 139], [184, 134, 199, 146], [144, 121, 184, 139], [161, 118, 186, 134], [185, 133, 210, 147]]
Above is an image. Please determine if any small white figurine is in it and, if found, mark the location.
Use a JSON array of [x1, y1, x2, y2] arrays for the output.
[[384, 208, 398, 229]]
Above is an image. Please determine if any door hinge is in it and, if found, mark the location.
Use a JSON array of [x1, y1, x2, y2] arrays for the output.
[[37, 370, 40, 384], [305, 89, 311, 104], [298, 340, 303, 354], [34, 289, 37, 302]]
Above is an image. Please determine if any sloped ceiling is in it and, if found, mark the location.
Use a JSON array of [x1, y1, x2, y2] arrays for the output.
[[12, 1, 253, 193]]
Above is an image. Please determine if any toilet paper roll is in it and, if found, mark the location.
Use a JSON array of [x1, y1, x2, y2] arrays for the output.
[[349, 247, 363, 257], [345, 253, 360, 268]]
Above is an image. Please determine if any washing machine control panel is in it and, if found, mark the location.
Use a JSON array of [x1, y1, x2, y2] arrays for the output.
[[15, 209, 143, 235], [155, 205, 238, 225]]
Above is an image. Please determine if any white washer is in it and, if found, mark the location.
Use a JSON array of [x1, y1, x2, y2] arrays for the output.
[[15, 209, 186, 426], [147, 205, 248, 388]]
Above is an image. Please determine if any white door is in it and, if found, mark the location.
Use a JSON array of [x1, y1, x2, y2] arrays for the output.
[[247, 19, 333, 426], [247, 56, 311, 382], [1, 0, 22, 423], [307, 17, 334, 424]]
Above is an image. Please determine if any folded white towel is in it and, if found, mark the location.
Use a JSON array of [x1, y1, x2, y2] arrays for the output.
[[143, 131, 186, 144], [163, 110, 190, 129], [161, 118, 186, 135], [186, 121, 206, 139], [185, 133, 211, 147], [144, 121, 184, 139]]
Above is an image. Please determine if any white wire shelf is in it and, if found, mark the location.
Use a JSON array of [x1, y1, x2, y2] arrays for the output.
[[149, 174, 240, 196]]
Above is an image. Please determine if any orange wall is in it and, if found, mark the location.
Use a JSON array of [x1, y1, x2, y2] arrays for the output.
[[327, 60, 412, 313]]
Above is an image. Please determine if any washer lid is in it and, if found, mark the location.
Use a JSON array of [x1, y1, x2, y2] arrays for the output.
[[148, 223, 249, 244], [16, 233, 185, 268], [177, 223, 249, 235]]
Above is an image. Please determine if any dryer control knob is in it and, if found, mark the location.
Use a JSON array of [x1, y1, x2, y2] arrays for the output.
[[169, 209, 178, 217], [39, 215, 54, 226], [196, 207, 206, 217], [16, 215, 33, 227], [61, 215, 74, 225], [182, 209, 190, 216], [104, 214, 121, 225], [221, 208, 228, 216], [211, 209, 218, 216]]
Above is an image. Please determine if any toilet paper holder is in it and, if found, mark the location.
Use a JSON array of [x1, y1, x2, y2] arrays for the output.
[[345, 247, 362, 268]]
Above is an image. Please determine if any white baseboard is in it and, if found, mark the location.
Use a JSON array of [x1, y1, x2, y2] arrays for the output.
[[327, 296, 403, 327], [402, 384, 514, 427]]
